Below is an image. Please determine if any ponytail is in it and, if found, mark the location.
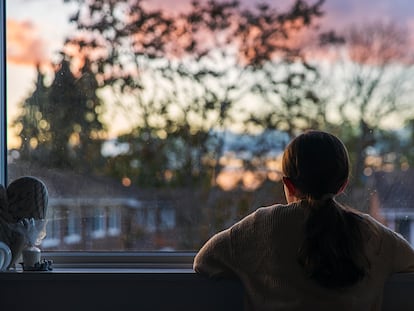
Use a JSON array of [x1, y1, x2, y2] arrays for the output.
[[297, 196, 369, 288], [282, 130, 371, 288]]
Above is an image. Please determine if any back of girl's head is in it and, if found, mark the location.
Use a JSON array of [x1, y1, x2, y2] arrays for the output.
[[282, 130, 350, 199], [283, 130, 369, 288]]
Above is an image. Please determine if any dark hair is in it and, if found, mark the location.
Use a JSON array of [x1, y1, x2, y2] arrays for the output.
[[282, 130, 369, 288]]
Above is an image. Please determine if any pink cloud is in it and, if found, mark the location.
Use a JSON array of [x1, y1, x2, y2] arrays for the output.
[[6, 19, 50, 67]]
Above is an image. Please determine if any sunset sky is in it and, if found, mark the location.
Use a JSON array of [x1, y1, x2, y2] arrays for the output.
[[6, 0, 414, 148]]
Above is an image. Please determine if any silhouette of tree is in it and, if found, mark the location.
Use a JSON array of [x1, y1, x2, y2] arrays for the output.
[[402, 119, 414, 167], [63, 0, 326, 188], [47, 58, 79, 168], [70, 59, 107, 173], [12, 56, 107, 173], [247, 60, 328, 137], [323, 21, 414, 184], [12, 66, 50, 162]]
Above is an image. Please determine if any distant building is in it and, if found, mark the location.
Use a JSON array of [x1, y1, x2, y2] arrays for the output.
[[7, 161, 177, 251]]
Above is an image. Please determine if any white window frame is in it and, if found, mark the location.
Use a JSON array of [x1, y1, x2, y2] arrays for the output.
[[160, 204, 176, 230], [108, 206, 121, 237], [91, 207, 106, 239], [1, 1, 195, 270], [1, 0, 6, 187], [42, 207, 61, 248], [64, 207, 82, 245]]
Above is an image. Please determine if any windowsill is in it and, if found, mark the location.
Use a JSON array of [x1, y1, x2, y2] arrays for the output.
[[0, 268, 245, 311], [6, 266, 194, 274], [0, 268, 413, 311], [45, 267, 196, 273], [7, 250, 197, 274], [32, 268, 194, 273], [40, 251, 196, 270], [2, 251, 414, 311]]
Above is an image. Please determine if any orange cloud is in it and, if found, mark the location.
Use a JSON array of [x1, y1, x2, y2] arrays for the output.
[[6, 19, 49, 67]]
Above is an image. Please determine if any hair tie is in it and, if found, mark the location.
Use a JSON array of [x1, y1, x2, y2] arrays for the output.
[[304, 193, 336, 205]]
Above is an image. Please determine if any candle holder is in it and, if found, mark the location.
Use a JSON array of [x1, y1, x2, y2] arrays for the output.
[[12, 218, 52, 271]]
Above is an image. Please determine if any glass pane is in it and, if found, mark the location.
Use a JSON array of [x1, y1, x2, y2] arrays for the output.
[[6, 0, 414, 252]]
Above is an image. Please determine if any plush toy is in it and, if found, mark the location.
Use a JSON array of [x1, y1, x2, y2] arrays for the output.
[[0, 176, 48, 268]]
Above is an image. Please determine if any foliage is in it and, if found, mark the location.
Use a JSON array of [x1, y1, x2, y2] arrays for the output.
[[12, 67, 50, 162], [12, 57, 107, 173], [14, 2, 413, 193], [318, 21, 414, 184], [60, 0, 327, 188]]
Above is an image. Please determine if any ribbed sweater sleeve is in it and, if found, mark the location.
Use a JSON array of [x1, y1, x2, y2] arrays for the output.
[[388, 228, 414, 273], [193, 209, 260, 278], [362, 214, 414, 273], [193, 227, 234, 278]]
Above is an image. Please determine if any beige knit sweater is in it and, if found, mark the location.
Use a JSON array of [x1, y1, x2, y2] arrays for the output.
[[193, 202, 414, 310]]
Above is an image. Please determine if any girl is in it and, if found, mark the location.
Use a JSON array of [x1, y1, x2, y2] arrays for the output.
[[194, 130, 414, 310]]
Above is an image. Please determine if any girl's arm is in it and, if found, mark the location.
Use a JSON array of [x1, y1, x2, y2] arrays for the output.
[[391, 231, 414, 273], [193, 228, 236, 278]]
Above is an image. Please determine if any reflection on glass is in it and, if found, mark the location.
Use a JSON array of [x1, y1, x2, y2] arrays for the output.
[[6, 0, 414, 251]]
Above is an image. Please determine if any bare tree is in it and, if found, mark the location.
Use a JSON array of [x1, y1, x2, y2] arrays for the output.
[[62, 0, 326, 188], [322, 21, 414, 185]]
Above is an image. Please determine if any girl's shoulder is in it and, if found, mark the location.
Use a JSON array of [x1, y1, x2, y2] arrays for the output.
[[359, 213, 396, 234], [253, 202, 305, 224], [358, 213, 412, 251], [258, 201, 304, 214]]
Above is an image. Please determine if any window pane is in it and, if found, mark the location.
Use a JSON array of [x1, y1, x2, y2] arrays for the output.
[[6, 0, 414, 252]]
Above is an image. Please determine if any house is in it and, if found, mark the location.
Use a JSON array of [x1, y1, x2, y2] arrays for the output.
[[7, 161, 177, 251]]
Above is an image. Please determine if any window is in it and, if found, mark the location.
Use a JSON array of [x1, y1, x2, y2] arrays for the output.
[[42, 207, 61, 249], [91, 207, 106, 239], [108, 207, 121, 236], [4, 0, 414, 261], [64, 206, 81, 245]]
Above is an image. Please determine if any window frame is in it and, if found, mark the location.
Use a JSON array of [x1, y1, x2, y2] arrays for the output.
[[2, 1, 195, 271], [1, 0, 6, 187], [42, 251, 195, 270], [42, 207, 61, 248]]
